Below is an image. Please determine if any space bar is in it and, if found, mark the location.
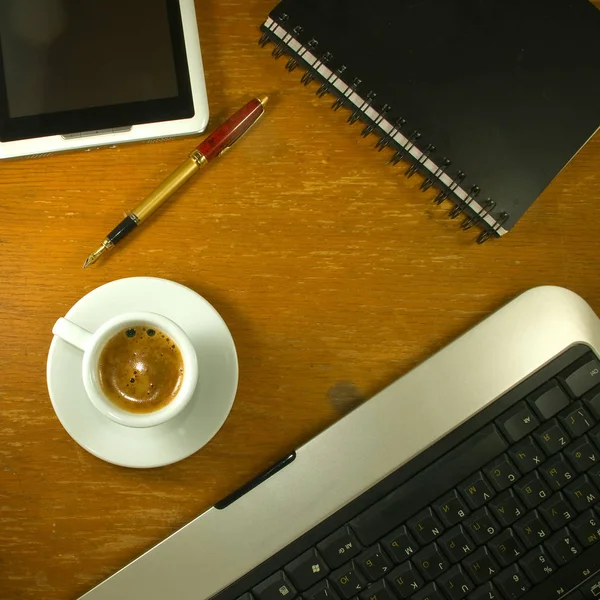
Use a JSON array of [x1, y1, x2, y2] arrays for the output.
[[350, 424, 507, 545]]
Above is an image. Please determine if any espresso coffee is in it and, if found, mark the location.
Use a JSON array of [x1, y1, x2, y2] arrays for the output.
[[98, 325, 184, 414]]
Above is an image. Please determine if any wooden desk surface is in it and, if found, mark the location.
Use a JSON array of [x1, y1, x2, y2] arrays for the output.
[[1, 1, 599, 598]]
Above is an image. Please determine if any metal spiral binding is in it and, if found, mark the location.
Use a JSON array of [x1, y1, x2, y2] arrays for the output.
[[259, 20, 510, 243], [273, 23, 299, 59], [348, 91, 376, 125], [462, 199, 495, 230], [449, 185, 480, 219], [301, 52, 333, 86], [421, 158, 451, 192], [362, 104, 391, 138], [406, 143, 435, 178], [332, 78, 362, 111], [389, 131, 421, 166], [259, 13, 289, 47], [316, 65, 347, 98], [434, 171, 465, 205], [375, 117, 406, 151], [477, 212, 509, 244], [286, 37, 317, 71]]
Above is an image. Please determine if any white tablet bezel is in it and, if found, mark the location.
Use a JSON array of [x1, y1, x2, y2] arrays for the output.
[[0, 0, 209, 161]]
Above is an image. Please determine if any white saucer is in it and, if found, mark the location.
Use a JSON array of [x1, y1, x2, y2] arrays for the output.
[[47, 277, 238, 468]]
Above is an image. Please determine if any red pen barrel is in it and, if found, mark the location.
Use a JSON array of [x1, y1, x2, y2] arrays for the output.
[[196, 96, 267, 161]]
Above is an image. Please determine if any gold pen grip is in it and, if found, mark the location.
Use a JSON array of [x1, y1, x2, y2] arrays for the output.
[[133, 155, 205, 222]]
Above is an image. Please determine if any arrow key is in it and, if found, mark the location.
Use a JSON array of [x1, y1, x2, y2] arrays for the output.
[[356, 544, 392, 582]]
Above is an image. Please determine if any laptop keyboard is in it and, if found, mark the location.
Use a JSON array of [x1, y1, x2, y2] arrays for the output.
[[230, 351, 600, 600]]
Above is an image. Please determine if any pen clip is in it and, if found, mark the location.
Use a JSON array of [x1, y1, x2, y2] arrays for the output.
[[218, 108, 266, 158]]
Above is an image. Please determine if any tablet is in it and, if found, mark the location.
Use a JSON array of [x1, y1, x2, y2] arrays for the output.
[[0, 0, 209, 160]]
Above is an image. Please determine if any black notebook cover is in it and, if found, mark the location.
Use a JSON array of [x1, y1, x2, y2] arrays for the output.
[[261, 0, 600, 240]]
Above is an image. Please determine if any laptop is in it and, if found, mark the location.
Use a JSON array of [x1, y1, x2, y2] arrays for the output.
[[80, 286, 600, 600]]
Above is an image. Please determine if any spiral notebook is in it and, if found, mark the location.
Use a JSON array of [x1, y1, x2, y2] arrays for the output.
[[260, 0, 600, 242]]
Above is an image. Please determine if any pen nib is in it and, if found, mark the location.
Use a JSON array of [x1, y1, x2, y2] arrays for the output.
[[83, 244, 108, 269]]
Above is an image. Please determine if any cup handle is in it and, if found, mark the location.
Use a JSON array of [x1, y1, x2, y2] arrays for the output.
[[52, 318, 94, 352]]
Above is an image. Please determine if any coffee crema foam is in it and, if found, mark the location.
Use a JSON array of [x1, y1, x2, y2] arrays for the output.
[[98, 325, 184, 414]]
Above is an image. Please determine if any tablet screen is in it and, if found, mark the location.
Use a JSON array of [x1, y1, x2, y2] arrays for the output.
[[0, 0, 194, 141]]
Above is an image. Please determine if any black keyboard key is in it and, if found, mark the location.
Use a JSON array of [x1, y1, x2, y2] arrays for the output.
[[356, 545, 392, 582], [350, 425, 507, 545], [571, 509, 600, 547], [381, 525, 418, 563], [437, 565, 474, 600], [583, 386, 600, 419], [413, 543, 449, 580], [489, 490, 525, 526], [509, 437, 545, 474], [545, 527, 582, 565], [434, 490, 470, 527], [519, 545, 556, 583], [497, 402, 540, 443], [528, 381, 570, 420], [485, 454, 520, 491], [540, 454, 576, 490], [514, 471, 551, 509], [304, 580, 339, 600], [253, 572, 297, 600], [564, 475, 599, 511], [460, 472, 495, 509], [535, 419, 571, 455], [583, 575, 600, 600], [237, 595, 254, 600], [411, 582, 444, 600], [387, 561, 424, 599], [489, 528, 525, 567], [439, 525, 475, 562], [358, 580, 395, 600], [318, 527, 361, 569], [590, 463, 600, 489], [467, 582, 502, 600], [285, 549, 329, 591], [559, 401, 595, 438], [408, 508, 444, 545], [465, 508, 500, 545], [463, 546, 499, 585], [565, 436, 599, 473], [330, 561, 367, 600], [589, 425, 600, 450], [539, 492, 576, 530], [519, 544, 600, 600], [493, 564, 531, 599], [513, 510, 551, 549], [558, 354, 600, 398]]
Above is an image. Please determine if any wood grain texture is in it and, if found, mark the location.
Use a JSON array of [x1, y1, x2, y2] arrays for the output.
[[1, 1, 599, 598]]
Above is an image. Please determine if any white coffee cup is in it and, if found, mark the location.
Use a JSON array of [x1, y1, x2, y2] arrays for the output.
[[52, 311, 198, 428]]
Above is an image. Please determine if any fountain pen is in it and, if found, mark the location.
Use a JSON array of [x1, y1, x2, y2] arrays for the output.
[[83, 95, 269, 268]]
